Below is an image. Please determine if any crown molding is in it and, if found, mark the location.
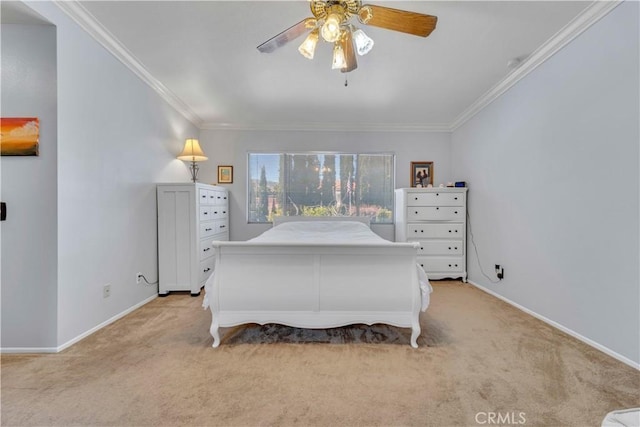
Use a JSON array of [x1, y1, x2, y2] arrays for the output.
[[199, 121, 452, 132], [54, 0, 620, 134], [450, 0, 623, 132], [53, 0, 203, 128]]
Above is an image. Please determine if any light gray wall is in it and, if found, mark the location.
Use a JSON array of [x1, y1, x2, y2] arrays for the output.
[[197, 130, 453, 241], [451, 2, 639, 364], [8, 1, 200, 349], [1, 23, 58, 348]]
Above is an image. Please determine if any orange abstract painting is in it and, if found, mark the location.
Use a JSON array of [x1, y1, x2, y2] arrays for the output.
[[1, 117, 39, 156]]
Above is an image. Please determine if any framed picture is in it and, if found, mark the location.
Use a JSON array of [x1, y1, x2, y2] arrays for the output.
[[1, 117, 39, 156], [218, 165, 233, 184], [410, 161, 433, 187]]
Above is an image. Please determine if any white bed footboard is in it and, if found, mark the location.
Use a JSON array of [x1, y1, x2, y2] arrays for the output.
[[206, 241, 423, 348]]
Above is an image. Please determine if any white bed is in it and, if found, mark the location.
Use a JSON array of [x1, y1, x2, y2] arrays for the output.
[[202, 217, 432, 348]]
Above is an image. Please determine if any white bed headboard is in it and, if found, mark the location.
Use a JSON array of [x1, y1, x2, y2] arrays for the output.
[[272, 216, 371, 227]]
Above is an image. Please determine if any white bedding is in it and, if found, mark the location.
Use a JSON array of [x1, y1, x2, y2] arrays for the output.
[[204, 220, 432, 311], [251, 220, 392, 244]]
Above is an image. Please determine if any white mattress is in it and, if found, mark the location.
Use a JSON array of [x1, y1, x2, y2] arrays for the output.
[[251, 220, 394, 244], [204, 220, 432, 311]]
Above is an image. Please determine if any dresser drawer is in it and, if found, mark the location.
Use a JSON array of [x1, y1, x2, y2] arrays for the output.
[[412, 240, 463, 256], [199, 188, 211, 205], [407, 192, 464, 207], [199, 206, 213, 221], [199, 238, 214, 261], [210, 206, 228, 220], [215, 219, 228, 234], [213, 191, 228, 205], [200, 222, 216, 238], [407, 223, 463, 238], [408, 206, 463, 221], [418, 257, 464, 273], [199, 258, 215, 283]]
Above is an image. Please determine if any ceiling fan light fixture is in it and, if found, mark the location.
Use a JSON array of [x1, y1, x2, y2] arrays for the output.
[[321, 9, 344, 42], [331, 42, 347, 70], [298, 29, 320, 59], [352, 28, 374, 56]]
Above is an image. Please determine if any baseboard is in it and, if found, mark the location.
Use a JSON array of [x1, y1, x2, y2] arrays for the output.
[[56, 294, 158, 352], [1, 294, 157, 354], [1, 347, 59, 354], [467, 280, 640, 371]]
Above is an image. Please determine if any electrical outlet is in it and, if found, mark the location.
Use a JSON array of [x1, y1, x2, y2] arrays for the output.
[[495, 265, 504, 280], [103, 284, 111, 298], [136, 273, 143, 284]]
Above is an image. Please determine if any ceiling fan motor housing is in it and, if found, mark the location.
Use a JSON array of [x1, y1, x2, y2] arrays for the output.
[[310, 0, 361, 22]]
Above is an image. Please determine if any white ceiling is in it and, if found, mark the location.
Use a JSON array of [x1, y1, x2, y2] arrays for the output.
[[53, 1, 600, 129]]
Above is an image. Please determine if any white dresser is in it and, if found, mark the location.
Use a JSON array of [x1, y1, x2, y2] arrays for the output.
[[395, 187, 468, 281], [157, 183, 229, 296]]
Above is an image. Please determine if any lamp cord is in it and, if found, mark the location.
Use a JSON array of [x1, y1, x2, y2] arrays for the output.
[[466, 211, 501, 284]]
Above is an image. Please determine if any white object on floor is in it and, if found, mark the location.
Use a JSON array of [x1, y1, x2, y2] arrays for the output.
[[203, 217, 431, 348], [602, 408, 640, 427]]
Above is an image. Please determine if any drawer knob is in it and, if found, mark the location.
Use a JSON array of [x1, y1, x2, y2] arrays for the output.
[[448, 264, 452, 267], [204, 268, 211, 273], [454, 197, 458, 200], [220, 225, 226, 228], [448, 230, 452, 233], [448, 247, 451, 250], [454, 211, 458, 214], [203, 212, 208, 215], [436, 193, 439, 196], [224, 197, 227, 200], [415, 211, 418, 214], [436, 207, 439, 210], [214, 211, 218, 214], [204, 248, 210, 252], [205, 228, 212, 231], [414, 197, 418, 200]]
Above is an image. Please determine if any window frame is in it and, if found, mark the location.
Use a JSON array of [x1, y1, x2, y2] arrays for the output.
[[246, 150, 396, 224]]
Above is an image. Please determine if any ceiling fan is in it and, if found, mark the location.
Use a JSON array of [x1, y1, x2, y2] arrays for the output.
[[257, 0, 437, 73]]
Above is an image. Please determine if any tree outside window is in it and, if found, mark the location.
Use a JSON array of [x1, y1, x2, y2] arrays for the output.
[[248, 152, 394, 223]]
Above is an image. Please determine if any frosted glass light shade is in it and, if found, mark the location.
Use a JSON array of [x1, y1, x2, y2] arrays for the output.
[[321, 13, 342, 42], [352, 29, 374, 56], [298, 29, 319, 59], [331, 43, 346, 70], [177, 138, 208, 161]]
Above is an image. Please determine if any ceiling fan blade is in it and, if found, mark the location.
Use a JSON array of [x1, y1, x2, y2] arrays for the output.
[[257, 18, 316, 53], [358, 5, 437, 37], [340, 30, 357, 73]]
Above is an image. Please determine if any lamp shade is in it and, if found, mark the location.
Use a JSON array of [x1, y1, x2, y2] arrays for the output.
[[331, 43, 346, 70], [177, 138, 207, 162], [352, 29, 374, 56], [321, 11, 343, 42], [298, 29, 319, 59]]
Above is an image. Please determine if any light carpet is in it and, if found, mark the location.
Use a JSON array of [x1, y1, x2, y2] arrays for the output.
[[1, 281, 639, 426]]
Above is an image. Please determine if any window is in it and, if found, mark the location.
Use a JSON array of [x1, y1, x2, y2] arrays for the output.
[[248, 152, 394, 223]]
